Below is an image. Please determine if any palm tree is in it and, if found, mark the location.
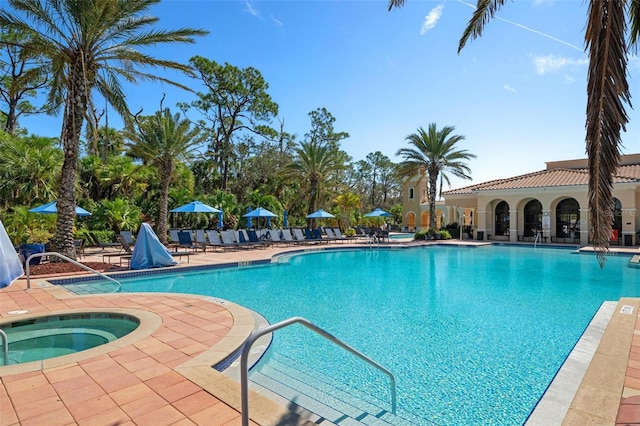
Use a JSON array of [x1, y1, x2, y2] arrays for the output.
[[0, 0, 207, 258], [387, 0, 639, 264], [333, 191, 361, 230], [395, 124, 476, 231], [125, 108, 204, 244], [284, 141, 343, 220]]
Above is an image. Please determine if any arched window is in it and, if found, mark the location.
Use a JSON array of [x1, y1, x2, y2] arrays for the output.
[[524, 200, 542, 237], [494, 201, 509, 236], [409, 188, 414, 200], [556, 198, 580, 237]]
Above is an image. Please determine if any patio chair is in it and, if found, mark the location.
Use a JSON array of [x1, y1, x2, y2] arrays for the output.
[[119, 230, 135, 246], [206, 230, 236, 251], [268, 229, 289, 246], [102, 235, 133, 266], [221, 230, 244, 249], [281, 228, 304, 245], [89, 232, 121, 251], [293, 228, 315, 244], [248, 229, 270, 248], [332, 228, 352, 243], [169, 229, 181, 244], [236, 229, 260, 249], [325, 228, 347, 244], [178, 231, 206, 252]]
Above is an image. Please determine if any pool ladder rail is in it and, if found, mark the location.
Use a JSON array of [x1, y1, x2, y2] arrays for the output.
[[0, 329, 8, 366], [240, 316, 397, 426], [24, 252, 121, 292]]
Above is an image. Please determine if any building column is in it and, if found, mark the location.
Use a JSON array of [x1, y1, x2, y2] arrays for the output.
[[541, 210, 551, 242], [476, 209, 488, 240], [621, 208, 638, 246], [579, 208, 589, 245], [509, 209, 518, 243]]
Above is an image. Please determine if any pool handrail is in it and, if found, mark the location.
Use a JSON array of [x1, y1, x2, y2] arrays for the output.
[[25, 252, 121, 292], [240, 316, 397, 426], [0, 329, 8, 366]]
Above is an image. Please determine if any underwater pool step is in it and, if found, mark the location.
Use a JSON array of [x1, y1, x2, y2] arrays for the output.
[[251, 354, 427, 425]]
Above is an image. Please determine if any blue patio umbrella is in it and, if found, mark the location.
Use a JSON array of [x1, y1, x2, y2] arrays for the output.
[[29, 201, 91, 216], [306, 209, 335, 219], [364, 208, 392, 217], [218, 210, 224, 230], [169, 200, 220, 213], [243, 207, 277, 229], [283, 210, 289, 228], [246, 207, 252, 228]]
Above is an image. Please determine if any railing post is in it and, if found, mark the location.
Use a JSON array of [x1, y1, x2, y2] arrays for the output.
[[240, 317, 396, 426]]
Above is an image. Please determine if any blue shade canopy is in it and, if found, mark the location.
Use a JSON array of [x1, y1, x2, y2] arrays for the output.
[[0, 219, 23, 288], [170, 201, 221, 213], [243, 207, 277, 218], [364, 208, 392, 217], [29, 201, 91, 216], [306, 209, 335, 219]]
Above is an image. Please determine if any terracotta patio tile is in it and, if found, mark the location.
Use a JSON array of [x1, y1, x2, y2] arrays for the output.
[[87, 363, 129, 381], [78, 355, 119, 372], [169, 418, 198, 426], [9, 383, 58, 406], [51, 373, 97, 395], [109, 382, 156, 405], [112, 348, 148, 365], [189, 401, 239, 425], [156, 379, 201, 403], [121, 356, 162, 373], [617, 402, 640, 423], [44, 365, 85, 383], [134, 363, 173, 381], [120, 393, 169, 419], [145, 370, 185, 392], [0, 370, 42, 384], [13, 395, 67, 422], [77, 406, 130, 426], [172, 390, 221, 416], [94, 370, 141, 393], [3, 374, 49, 393], [625, 376, 640, 389], [58, 382, 106, 405], [0, 394, 19, 425], [133, 404, 186, 426], [151, 348, 188, 364], [17, 406, 75, 426], [628, 367, 640, 380], [164, 355, 193, 369], [66, 393, 118, 421]]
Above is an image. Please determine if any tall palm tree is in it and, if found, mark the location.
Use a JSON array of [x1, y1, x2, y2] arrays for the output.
[[395, 124, 476, 231], [0, 0, 207, 258], [387, 0, 640, 265], [125, 108, 204, 244], [284, 141, 343, 220], [333, 191, 361, 230]]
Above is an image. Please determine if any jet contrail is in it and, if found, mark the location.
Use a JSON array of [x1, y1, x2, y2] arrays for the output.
[[457, 0, 583, 52]]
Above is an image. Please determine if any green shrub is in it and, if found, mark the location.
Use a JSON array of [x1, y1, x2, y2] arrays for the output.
[[438, 229, 452, 240], [414, 230, 427, 240], [344, 228, 356, 237]]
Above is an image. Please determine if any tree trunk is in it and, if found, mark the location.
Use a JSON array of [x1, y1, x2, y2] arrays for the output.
[[56, 64, 87, 260], [428, 171, 438, 230], [157, 163, 173, 245]]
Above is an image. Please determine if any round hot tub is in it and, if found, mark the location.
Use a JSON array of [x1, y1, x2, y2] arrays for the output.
[[1, 313, 139, 365]]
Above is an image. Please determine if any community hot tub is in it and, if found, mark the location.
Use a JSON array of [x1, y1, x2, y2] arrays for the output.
[[1, 312, 139, 365]]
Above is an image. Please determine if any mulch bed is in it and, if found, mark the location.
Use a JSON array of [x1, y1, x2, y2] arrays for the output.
[[28, 261, 122, 276]]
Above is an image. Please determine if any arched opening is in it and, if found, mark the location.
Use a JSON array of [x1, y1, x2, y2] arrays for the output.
[[556, 198, 580, 240], [406, 212, 416, 232], [421, 211, 429, 229], [436, 210, 444, 229], [494, 201, 509, 236], [524, 200, 542, 237], [409, 188, 414, 200]]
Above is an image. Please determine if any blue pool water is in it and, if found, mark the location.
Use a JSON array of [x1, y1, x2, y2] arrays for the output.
[[84, 245, 637, 424], [2, 313, 139, 365]]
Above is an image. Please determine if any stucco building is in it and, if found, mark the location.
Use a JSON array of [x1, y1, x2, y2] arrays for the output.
[[401, 154, 640, 246]]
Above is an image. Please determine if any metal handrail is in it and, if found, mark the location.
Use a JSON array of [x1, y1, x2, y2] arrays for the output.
[[25, 252, 121, 292], [240, 316, 397, 426], [0, 329, 8, 366]]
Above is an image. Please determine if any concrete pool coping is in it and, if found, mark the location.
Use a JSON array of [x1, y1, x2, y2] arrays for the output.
[[2, 240, 639, 424]]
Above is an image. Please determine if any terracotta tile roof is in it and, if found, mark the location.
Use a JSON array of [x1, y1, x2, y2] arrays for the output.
[[444, 164, 640, 195]]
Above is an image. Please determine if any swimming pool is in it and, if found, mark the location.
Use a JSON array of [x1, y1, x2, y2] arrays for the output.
[[72, 245, 637, 424]]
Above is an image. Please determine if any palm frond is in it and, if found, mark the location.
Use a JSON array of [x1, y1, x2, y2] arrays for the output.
[[585, 0, 629, 266], [458, 0, 508, 53]]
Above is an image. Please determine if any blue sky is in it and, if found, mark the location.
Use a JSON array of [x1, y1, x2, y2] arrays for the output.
[[17, 0, 640, 191]]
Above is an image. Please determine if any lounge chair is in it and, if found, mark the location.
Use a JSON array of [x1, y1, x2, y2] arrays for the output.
[[281, 228, 304, 245], [120, 230, 135, 246], [236, 229, 262, 249], [169, 229, 181, 244], [332, 228, 352, 242], [195, 230, 208, 246], [206, 230, 235, 251], [178, 230, 206, 252], [89, 232, 121, 251], [221, 230, 244, 249], [248, 229, 270, 248], [293, 228, 315, 244], [325, 228, 347, 244], [102, 235, 133, 266], [268, 229, 289, 246]]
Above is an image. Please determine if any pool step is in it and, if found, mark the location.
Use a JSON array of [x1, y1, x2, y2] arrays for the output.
[[250, 352, 430, 425]]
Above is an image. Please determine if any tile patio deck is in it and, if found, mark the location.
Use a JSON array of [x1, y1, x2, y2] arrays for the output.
[[1, 238, 639, 425]]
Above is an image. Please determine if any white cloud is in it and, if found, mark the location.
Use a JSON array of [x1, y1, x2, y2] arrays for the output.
[[532, 54, 587, 75], [503, 84, 516, 93], [271, 15, 283, 27], [420, 5, 444, 35], [245, 1, 259, 17]]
